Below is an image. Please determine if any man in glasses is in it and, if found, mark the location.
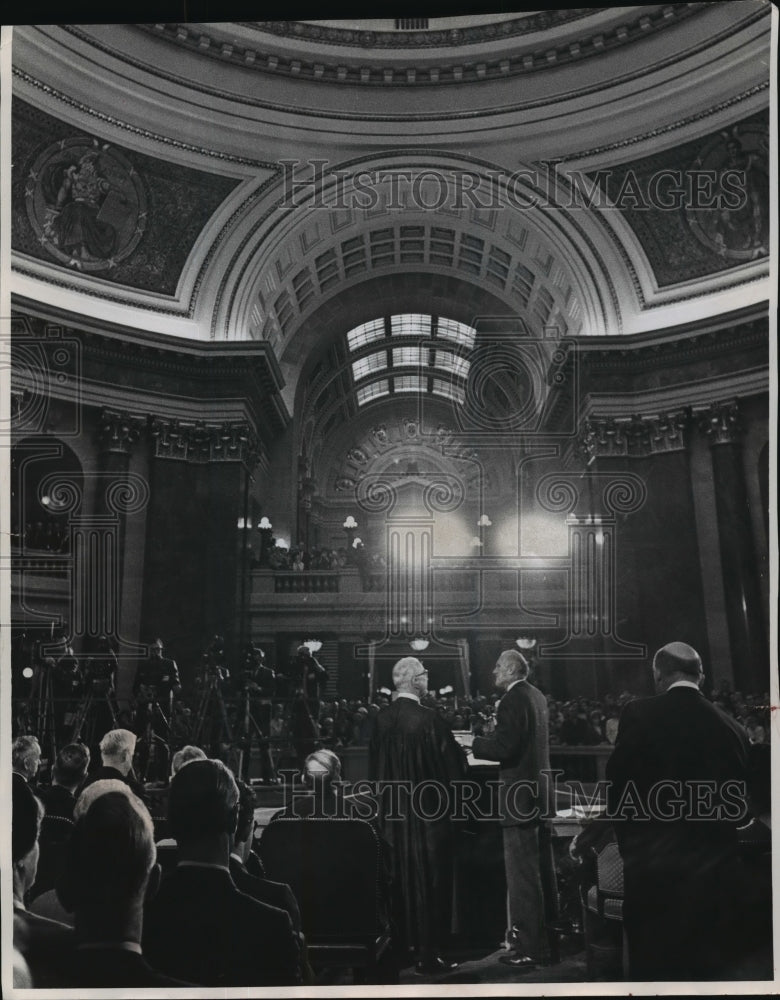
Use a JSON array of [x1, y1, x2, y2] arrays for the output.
[[369, 656, 466, 975]]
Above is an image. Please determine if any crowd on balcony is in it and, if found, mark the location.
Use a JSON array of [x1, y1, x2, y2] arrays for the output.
[[11, 519, 70, 553], [254, 541, 388, 589]]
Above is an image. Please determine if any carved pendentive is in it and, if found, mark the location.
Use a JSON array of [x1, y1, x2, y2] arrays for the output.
[[150, 418, 261, 468]]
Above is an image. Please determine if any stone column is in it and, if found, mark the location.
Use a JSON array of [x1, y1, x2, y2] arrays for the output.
[[699, 401, 768, 692]]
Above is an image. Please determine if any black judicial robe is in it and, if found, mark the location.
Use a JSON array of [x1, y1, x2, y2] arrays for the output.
[[368, 696, 466, 957]]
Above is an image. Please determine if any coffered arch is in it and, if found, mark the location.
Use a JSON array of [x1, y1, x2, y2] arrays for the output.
[[210, 152, 629, 358]]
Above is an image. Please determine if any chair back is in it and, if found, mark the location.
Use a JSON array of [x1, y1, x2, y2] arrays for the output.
[[260, 818, 382, 941], [31, 814, 74, 900], [596, 842, 624, 895]]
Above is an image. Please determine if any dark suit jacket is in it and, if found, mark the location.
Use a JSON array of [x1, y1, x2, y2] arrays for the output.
[[78, 765, 146, 803], [228, 855, 302, 933], [605, 686, 750, 873], [63, 947, 192, 987], [13, 904, 73, 988], [472, 679, 552, 827], [37, 784, 76, 820], [142, 864, 301, 986], [604, 685, 752, 979]]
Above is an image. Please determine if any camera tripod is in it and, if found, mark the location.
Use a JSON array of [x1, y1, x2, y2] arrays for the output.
[[70, 682, 119, 744], [134, 693, 172, 783], [26, 660, 57, 766], [233, 688, 275, 783], [191, 669, 233, 754]]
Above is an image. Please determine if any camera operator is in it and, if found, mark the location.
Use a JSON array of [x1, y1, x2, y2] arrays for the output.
[[237, 644, 276, 699], [134, 639, 181, 728], [234, 644, 276, 782], [52, 645, 83, 747], [133, 639, 181, 782], [289, 645, 328, 720], [80, 635, 119, 752]]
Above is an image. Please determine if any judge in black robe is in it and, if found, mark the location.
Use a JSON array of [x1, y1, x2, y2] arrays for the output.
[[368, 656, 466, 974]]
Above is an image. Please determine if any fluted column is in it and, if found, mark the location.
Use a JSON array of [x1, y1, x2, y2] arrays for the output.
[[699, 401, 767, 692]]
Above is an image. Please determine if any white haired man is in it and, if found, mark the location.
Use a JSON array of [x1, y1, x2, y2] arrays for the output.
[[369, 656, 466, 974], [78, 729, 145, 802]]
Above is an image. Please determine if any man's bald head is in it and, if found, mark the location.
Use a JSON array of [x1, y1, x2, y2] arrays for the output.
[[393, 656, 427, 695], [652, 642, 703, 691]]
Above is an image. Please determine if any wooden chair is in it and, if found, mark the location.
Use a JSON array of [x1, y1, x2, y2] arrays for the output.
[[581, 841, 624, 979], [260, 817, 392, 981]]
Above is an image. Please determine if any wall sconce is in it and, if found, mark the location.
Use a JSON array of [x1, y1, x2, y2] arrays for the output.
[[410, 637, 429, 652], [477, 514, 492, 528], [256, 516, 274, 566], [303, 639, 323, 653], [237, 516, 253, 529], [516, 636, 537, 651], [344, 515, 358, 550]]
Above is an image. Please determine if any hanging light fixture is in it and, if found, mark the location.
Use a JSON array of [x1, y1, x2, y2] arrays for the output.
[[303, 639, 323, 653]]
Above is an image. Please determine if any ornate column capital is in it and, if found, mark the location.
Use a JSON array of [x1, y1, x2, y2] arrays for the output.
[[97, 409, 145, 456], [578, 410, 688, 462], [149, 418, 261, 470], [697, 401, 742, 446]]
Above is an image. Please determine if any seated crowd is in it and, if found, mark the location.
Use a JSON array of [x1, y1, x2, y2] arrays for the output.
[[267, 684, 771, 751], [12, 732, 311, 988]]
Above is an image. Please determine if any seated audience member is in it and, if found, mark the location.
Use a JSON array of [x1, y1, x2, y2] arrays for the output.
[[78, 729, 145, 801], [171, 743, 207, 776], [230, 780, 303, 933], [38, 743, 90, 820], [143, 758, 302, 986], [13, 734, 42, 784], [275, 748, 348, 818], [12, 773, 73, 987], [57, 787, 192, 986]]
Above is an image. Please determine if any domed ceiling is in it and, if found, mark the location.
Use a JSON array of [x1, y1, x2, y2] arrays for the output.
[[9, 5, 772, 416]]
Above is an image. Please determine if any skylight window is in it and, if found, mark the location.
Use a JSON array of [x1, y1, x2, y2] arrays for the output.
[[351, 351, 388, 381], [436, 317, 476, 349], [434, 350, 470, 378], [394, 375, 427, 393], [347, 318, 386, 351], [432, 379, 466, 404], [392, 346, 426, 368], [391, 314, 432, 338], [356, 379, 390, 405]]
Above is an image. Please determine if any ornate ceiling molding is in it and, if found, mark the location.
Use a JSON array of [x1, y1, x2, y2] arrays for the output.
[[251, 12, 598, 49], [139, 7, 707, 89]]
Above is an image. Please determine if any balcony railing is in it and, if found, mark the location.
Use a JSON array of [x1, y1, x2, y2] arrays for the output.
[[273, 571, 341, 594], [11, 547, 70, 577]]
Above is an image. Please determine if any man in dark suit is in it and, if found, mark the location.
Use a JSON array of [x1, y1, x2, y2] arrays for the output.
[[471, 648, 558, 969], [56, 787, 191, 986], [38, 742, 90, 820], [12, 772, 73, 987], [369, 656, 466, 974], [78, 728, 146, 802], [606, 641, 751, 981], [142, 758, 302, 986]]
